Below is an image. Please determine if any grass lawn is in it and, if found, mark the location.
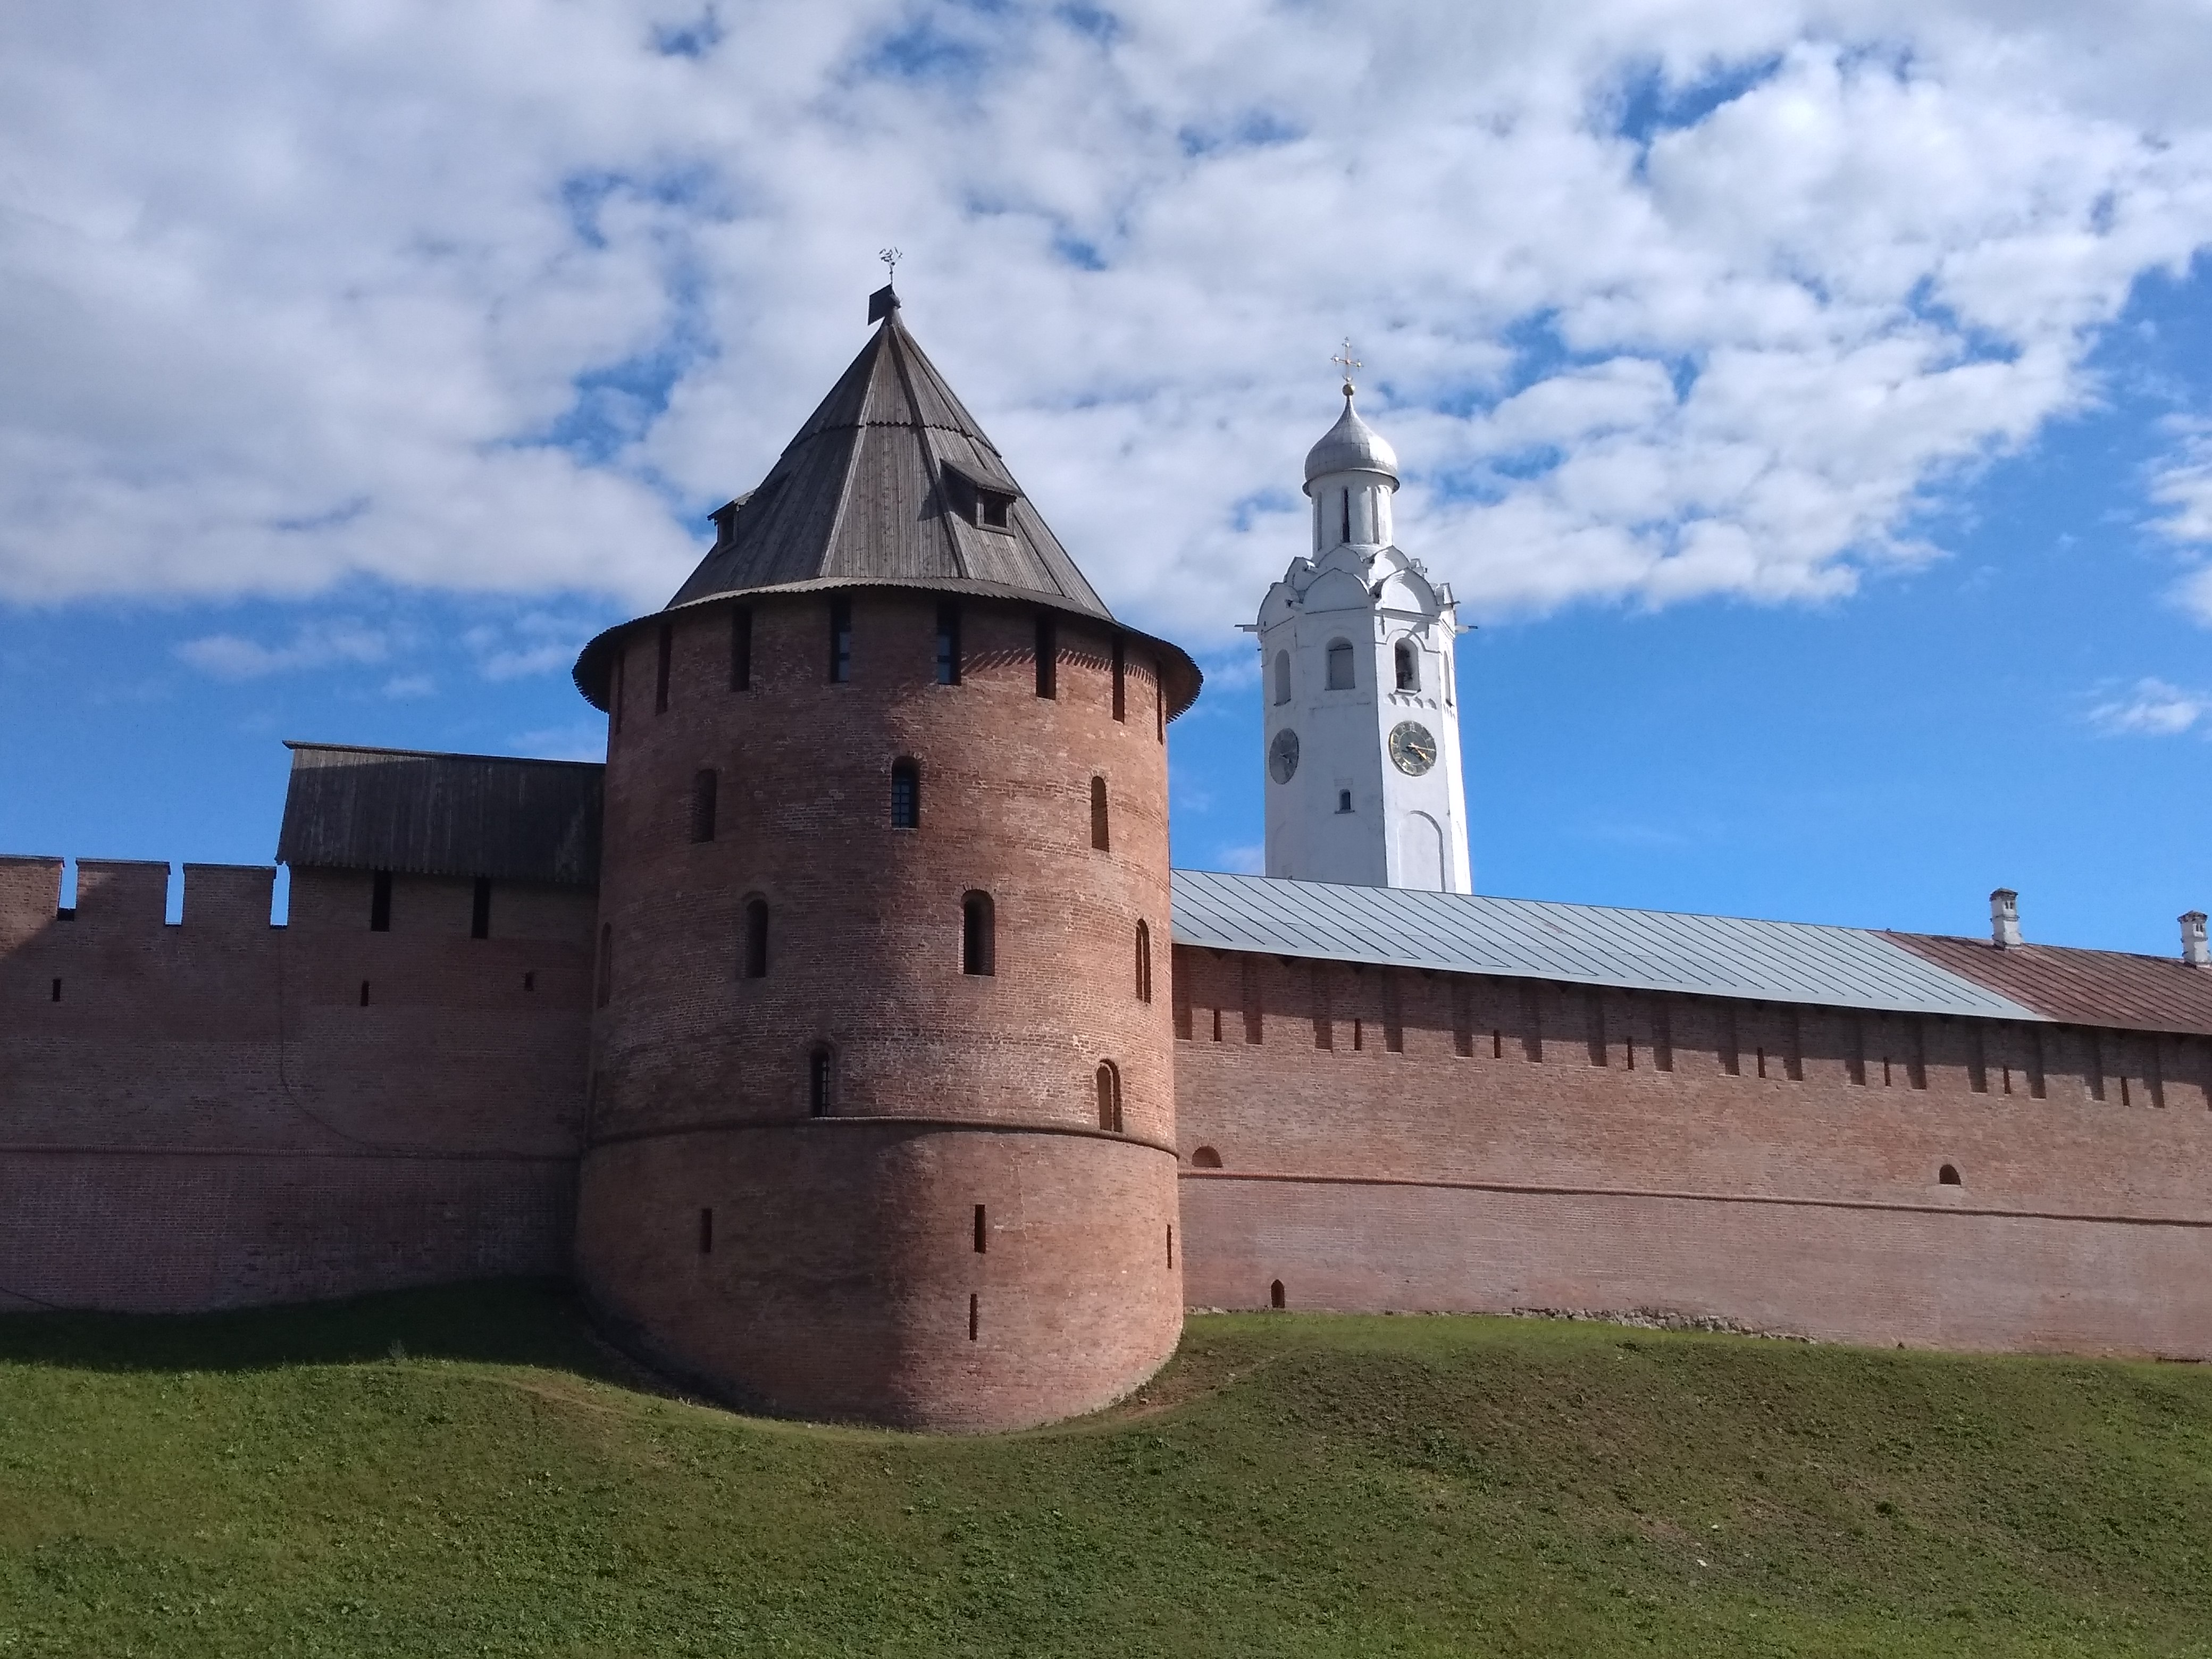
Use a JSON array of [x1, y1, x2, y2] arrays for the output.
[[3, 1281, 2210, 1656]]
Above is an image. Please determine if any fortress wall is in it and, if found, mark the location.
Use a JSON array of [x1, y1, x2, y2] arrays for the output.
[[0, 859, 591, 1311], [578, 589, 1184, 1429], [579, 1121, 1180, 1431], [587, 592, 1174, 1141], [1172, 945, 2212, 1356]]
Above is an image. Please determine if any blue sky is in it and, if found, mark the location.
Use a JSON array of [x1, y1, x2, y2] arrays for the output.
[[4, 2, 2210, 954]]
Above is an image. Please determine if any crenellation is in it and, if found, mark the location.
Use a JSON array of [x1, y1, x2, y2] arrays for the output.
[[72, 859, 169, 929], [0, 856, 62, 946], [181, 864, 276, 932]]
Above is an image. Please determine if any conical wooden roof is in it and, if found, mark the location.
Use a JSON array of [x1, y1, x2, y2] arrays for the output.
[[575, 289, 1201, 718], [666, 291, 1110, 615]]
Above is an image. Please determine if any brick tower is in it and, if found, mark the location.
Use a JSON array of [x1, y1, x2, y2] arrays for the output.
[[569, 285, 1202, 1431]]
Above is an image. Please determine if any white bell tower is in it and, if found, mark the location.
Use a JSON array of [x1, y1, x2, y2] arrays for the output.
[[1256, 355, 1471, 892]]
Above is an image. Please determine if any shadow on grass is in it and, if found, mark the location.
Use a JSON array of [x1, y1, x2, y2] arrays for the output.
[[0, 1278, 630, 1380]]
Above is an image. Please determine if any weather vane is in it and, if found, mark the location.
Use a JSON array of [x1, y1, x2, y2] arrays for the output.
[[879, 246, 902, 284], [1332, 338, 1362, 396]]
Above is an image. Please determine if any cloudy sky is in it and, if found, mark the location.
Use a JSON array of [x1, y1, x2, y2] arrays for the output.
[[4, 0, 2210, 950]]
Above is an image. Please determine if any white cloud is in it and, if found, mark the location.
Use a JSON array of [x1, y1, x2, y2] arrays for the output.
[[174, 622, 392, 679], [6, 2, 2212, 648], [2087, 677, 2210, 736], [512, 723, 609, 763], [2148, 418, 2212, 623], [462, 611, 600, 681]]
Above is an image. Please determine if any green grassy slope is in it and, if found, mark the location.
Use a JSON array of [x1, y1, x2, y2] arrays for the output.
[[3, 1284, 2210, 1657]]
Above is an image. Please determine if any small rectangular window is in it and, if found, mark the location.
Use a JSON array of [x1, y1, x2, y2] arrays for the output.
[[359, 980, 370, 1007], [1111, 636, 1126, 722], [699, 1207, 714, 1255], [731, 605, 753, 691], [829, 596, 852, 683], [370, 869, 392, 933], [935, 600, 962, 686], [470, 877, 491, 940], [50, 977, 62, 1003], [1034, 614, 1057, 698], [973, 1204, 987, 1253], [969, 1292, 979, 1341], [655, 623, 673, 713], [891, 760, 920, 830]]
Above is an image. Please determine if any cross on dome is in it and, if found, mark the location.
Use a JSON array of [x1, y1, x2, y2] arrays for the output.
[[1331, 338, 1362, 397]]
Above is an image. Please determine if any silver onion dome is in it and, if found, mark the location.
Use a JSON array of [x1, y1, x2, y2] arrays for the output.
[[1302, 393, 1400, 488]]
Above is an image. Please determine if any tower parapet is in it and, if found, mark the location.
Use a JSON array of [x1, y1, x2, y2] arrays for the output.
[[568, 287, 1202, 1431]]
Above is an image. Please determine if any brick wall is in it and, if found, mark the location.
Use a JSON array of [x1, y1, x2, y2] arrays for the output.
[[576, 588, 1183, 1429], [1172, 945, 2212, 1356], [0, 854, 589, 1310]]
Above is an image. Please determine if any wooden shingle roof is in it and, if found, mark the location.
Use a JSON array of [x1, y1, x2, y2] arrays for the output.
[[276, 743, 603, 889], [574, 287, 1200, 718]]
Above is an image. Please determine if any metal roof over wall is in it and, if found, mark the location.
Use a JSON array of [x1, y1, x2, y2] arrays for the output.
[[276, 743, 603, 889], [1170, 868, 2049, 1023]]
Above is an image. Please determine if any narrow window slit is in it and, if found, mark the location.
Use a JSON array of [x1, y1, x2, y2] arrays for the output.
[[1034, 613, 1057, 698], [828, 596, 852, 683], [742, 898, 769, 979], [471, 876, 491, 940], [690, 769, 718, 843], [973, 1204, 987, 1253], [935, 600, 961, 685], [730, 605, 752, 691], [699, 1208, 714, 1254], [961, 892, 995, 976], [890, 759, 920, 829]]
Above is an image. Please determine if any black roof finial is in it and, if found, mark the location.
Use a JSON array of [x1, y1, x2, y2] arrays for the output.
[[870, 247, 902, 322]]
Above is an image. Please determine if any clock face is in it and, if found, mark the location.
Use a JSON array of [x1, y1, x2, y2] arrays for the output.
[[1268, 727, 1300, 784], [1388, 721, 1437, 776]]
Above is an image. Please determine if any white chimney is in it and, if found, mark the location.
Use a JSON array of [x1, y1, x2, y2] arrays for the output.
[[2184, 911, 2210, 968], [1990, 889, 2021, 949]]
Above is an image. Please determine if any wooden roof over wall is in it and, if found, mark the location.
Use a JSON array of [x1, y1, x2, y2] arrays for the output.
[[275, 743, 602, 890]]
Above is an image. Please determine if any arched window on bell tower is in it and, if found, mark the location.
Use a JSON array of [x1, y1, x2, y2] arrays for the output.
[[1394, 639, 1419, 693]]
